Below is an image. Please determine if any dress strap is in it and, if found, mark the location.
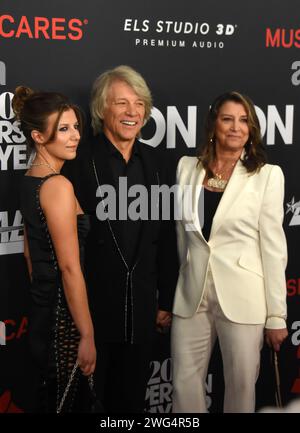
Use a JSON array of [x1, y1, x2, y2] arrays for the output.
[[38, 173, 60, 186], [35, 173, 60, 271], [35, 173, 60, 203]]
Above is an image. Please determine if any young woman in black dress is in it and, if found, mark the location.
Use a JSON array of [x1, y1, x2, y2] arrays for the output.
[[13, 86, 96, 412]]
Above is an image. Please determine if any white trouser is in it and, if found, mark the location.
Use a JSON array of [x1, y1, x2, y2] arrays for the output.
[[171, 270, 264, 413]]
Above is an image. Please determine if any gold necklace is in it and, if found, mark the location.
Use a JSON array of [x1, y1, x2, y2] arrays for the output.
[[207, 160, 238, 190], [30, 161, 59, 174], [207, 173, 228, 190]]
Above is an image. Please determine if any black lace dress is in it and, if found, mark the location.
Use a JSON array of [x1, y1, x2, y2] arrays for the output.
[[20, 174, 90, 412]]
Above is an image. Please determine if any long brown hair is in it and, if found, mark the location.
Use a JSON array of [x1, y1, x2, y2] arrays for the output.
[[198, 91, 267, 178]]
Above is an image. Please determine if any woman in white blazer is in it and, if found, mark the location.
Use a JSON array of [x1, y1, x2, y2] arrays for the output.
[[171, 91, 288, 413]]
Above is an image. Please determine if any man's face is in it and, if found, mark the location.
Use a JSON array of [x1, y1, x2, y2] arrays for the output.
[[102, 80, 146, 146]]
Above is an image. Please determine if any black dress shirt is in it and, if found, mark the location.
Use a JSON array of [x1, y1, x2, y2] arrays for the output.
[[104, 135, 145, 268], [104, 135, 147, 341]]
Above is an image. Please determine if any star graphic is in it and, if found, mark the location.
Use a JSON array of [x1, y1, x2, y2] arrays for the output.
[[286, 197, 300, 215], [286, 197, 295, 214]]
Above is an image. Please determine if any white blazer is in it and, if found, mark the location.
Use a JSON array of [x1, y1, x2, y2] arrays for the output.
[[173, 156, 287, 329]]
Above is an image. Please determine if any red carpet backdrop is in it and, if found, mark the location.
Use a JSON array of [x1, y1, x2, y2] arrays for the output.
[[0, 0, 299, 412]]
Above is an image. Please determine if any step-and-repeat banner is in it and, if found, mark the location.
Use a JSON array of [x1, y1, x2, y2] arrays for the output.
[[1, 0, 299, 413]]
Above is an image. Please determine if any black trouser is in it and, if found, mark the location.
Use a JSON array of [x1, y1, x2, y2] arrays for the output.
[[94, 341, 153, 413]]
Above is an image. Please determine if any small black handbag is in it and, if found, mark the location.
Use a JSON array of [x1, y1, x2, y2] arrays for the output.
[[86, 373, 105, 413], [57, 361, 105, 413]]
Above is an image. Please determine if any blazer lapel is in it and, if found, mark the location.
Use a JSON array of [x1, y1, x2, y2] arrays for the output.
[[134, 142, 159, 261], [180, 163, 206, 239], [138, 142, 159, 194], [91, 135, 122, 237], [209, 159, 249, 239], [92, 135, 116, 187]]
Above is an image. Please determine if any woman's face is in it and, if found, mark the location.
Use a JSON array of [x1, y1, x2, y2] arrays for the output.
[[42, 108, 80, 161], [214, 101, 250, 153]]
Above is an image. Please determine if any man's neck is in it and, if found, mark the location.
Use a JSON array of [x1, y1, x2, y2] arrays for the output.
[[104, 132, 135, 163]]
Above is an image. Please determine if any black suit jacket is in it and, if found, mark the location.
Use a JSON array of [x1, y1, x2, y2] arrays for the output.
[[63, 133, 178, 344]]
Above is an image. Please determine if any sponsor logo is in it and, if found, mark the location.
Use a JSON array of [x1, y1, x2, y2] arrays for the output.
[[205, 373, 213, 411], [142, 106, 197, 148], [0, 321, 5, 345], [3, 316, 28, 342], [0, 210, 24, 255], [145, 358, 213, 412], [0, 14, 88, 40], [146, 358, 172, 413], [123, 18, 238, 49], [254, 105, 293, 145], [266, 28, 300, 48], [0, 89, 27, 171], [0, 391, 23, 413], [0, 61, 27, 171], [286, 197, 300, 226], [0, 60, 5, 85], [287, 278, 300, 297], [290, 321, 300, 394]]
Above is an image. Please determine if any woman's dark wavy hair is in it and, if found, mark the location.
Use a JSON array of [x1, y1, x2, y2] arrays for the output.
[[198, 91, 267, 178]]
